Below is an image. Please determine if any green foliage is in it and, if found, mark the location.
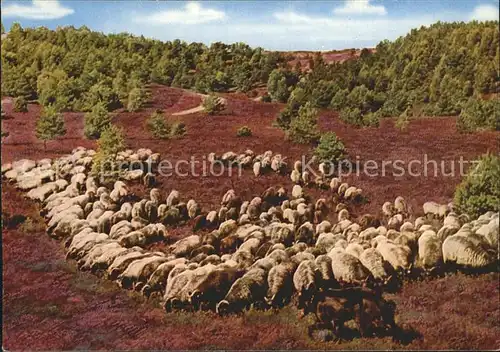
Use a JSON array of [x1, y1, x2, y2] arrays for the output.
[[339, 107, 363, 127], [261, 93, 272, 103], [314, 132, 346, 163], [236, 126, 252, 137], [267, 69, 298, 103], [287, 102, 320, 144], [91, 125, 126, 178], [454, 154, 500, 218], [35, 105, 66, 150], [1, 26, 284, 112], [202, 94, 224, 115], [276, 22, 499, 128], [127, 87, 147, 112], [170, 121, 186, 138], [147, 110, 169, 139], [457, 98, 500, 132], [13, 96, 28, 112], [275, 105, 296, 130], [395, 108, 411, 131], [84, 102, 112, 139]]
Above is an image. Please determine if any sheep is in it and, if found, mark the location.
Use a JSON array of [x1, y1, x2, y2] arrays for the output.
[[316, 233, 344, 253], [170, 235, 201, 257], [78, 241, 123, 271], [475, 217, 499, 249], [166, 190, 180, 207], [216, 267, 268, 315], [296, 222, 315, 245], [219, 219, 238, 238], [143, 172, 156, 187], [417, 230, 443, 272], [423, 201, 448, 218], [338, 209, 350, 222], [67, 232, 109, 260], [271, 154, 285, 173], [382, 202, 395, 218], [375, 240, 412, 274], [293, 260, 318, 310], [290, 169, 301, 184], [316, 221, 332, 235], [328, 250, 372, 285], [266, 248, 289, 265], [359, 248, 392, 284], [187, 199, 200, 219], [90, 246, 136, 273], [442, 234, 496, 269], [293, 160, 302, 173], [237, 237, 262, 255], [220, 234, 241, 254], [344, 187, 362, 201], [292, 185, 303, 199], [302, 171, 312, 186], [189, 265, 243, 310], [253, 162, 261, 177], [345, 243, 364, 258], [107, 250, 158, 280], [117, 255, 168, 290], [264, 223, 294, 246], [394, 196, 407, 214], [221, 189, 237, 206], [265, 261, 298, 307]]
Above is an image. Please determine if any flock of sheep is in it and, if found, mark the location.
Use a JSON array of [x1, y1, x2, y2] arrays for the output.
[[2, 146, 499, 339]]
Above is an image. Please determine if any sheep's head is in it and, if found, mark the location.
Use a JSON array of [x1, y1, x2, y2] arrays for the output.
[[216, 299, 230, 316]]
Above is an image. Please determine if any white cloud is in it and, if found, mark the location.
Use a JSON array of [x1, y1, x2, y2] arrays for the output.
[[135, 2, 225, 25], [469, 4, 499, 21], [334, 0, 387, 16], [2, 0, 74, 20]]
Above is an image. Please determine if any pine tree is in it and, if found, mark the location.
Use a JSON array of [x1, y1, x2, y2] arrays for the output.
[[91, 124, 125, 179], [84, 102, 112, 139], [35, 105, 66, 151], [287, 102, 320, 144]]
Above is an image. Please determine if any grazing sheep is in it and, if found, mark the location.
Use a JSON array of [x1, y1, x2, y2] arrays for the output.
[[290, 170, 301, 184], [417, 230, 443, 271], [442, 234, 496, 269], [338, 209, 350, 222], [382, 202, 395, 218], [359, 248, 392, 284], [170, 235, 201, 257], [376, 240, 412, 274], [293, 260, 318, 310], [216, 268, 268, 315], [265, 261, 297, 307], [316, 221, 332, 235], [118, 255, 168, 290], [394, 196, 407, 214], [164, 189, 179, 207], [253, 162, 261, 177], [292, 185, 303, 199], [329, 250, 371, 285], [296, 222, 315, 245]]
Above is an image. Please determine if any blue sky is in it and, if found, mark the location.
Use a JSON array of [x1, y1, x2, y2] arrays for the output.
[[1, 0, 498, 50]]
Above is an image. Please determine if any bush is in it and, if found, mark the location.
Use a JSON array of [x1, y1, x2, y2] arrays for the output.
[[275, 106, 296, 130], [146, 110, 170, 139], [287, 102, 320, 144], [395, 108, 411, 131], [91, 124, 126, 179], [35, 105, 66, 151], [13, 96, 28, 112], [339, 107, 363, 127], [457, 98, 499, 133], [84, 102, 112, 139], [237, 126, 252, 137], [261, 93, 272, 103], [454, 153, 500, 219], [202, 94, 224, 115], [170, 121, 186, 138], [314, 132, 346, 163], [127, 87, 147, 112]]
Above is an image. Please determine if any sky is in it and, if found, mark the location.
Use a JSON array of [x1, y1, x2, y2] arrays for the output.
[[1, 0, 499, 50]]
